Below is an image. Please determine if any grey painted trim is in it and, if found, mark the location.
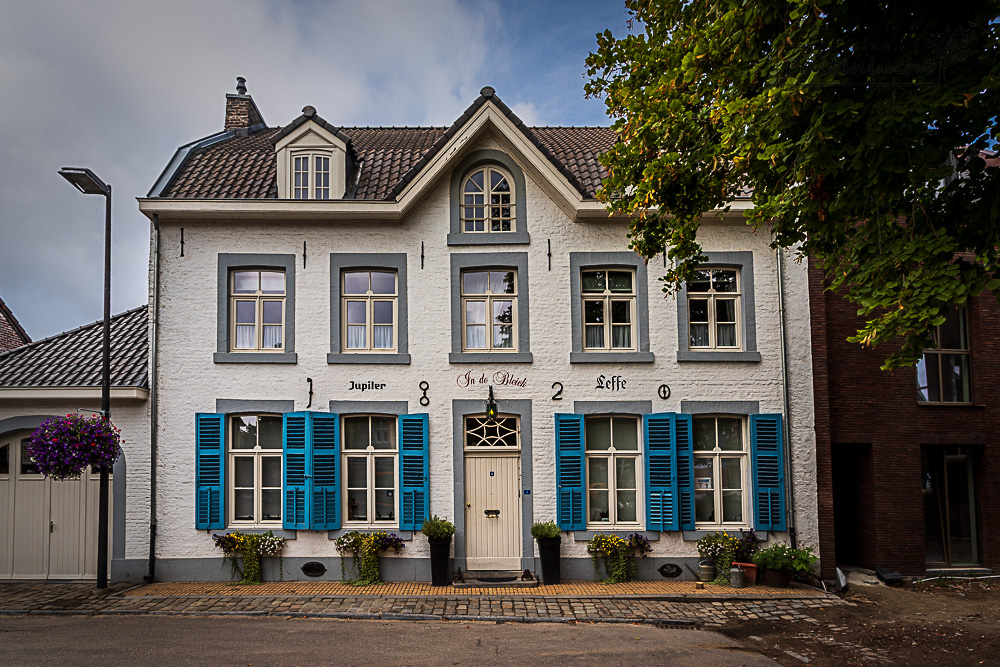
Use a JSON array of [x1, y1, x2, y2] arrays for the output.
[[216, 253, 296, 363], [569, 253, 652, 363], [561, 556, 705, 581], [329, 401, 408, 415], [214, 352, 298, 363], [153, 556, 430, 582], [452, 399, 534, 571], [216, 528, 298, 539], [328, 253, 410, 365], [0, 415, 57, 437], [569, 351, 654, 363], [147, 129, 235, 198], [573, 401, 653, 415], [216, 399, 295, 414], [682, 530, 768, 542], [328, 529, 413, 541], [111, 558, 147, 583], [572, 530, 660, 541], [448, 149, 529, 245], [113, 454, 126, 559], [676, 251, 759, 363], [450, 253, 531, 363], [680, 400, 760, 415]]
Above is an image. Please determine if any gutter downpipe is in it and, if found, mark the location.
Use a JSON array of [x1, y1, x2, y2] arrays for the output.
[[144, 214, 160, 581], [776, 246, 798, 549]]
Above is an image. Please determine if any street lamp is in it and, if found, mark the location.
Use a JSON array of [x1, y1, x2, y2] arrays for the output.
[[59, 167, 112, 589]]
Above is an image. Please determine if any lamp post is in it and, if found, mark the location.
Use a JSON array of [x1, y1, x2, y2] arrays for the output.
[[58, 167, 112, 589]]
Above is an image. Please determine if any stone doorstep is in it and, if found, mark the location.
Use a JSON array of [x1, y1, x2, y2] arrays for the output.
[[453, 570, 539, 589]]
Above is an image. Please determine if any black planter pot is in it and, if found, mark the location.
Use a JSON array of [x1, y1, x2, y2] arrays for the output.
[[760, 566, 792, 588], [428, 536, 452, 586], [536, 536, 561, 585]]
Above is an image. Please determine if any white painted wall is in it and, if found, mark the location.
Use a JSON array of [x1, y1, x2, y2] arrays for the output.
[[151, 134, 819, 568]]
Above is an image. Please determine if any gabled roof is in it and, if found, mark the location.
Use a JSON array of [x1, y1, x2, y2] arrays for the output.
[[0, 295, 31, 352], [0, 306, 148, 389], [157, 88, 615, 202]]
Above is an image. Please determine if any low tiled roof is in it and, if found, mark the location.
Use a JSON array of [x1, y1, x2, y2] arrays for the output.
[[0, 306, 148, 389], [160, 91, 616, 201]]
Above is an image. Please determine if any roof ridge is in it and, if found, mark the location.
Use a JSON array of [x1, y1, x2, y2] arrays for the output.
[[0, 304, 147, 362]]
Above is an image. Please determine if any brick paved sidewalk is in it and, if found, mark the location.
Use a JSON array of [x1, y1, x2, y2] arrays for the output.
[[0, 581, 846, 627]]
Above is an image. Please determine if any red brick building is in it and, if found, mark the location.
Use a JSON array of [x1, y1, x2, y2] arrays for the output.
[[811, 265, 1000, 577], [0, 296, 30, 352]]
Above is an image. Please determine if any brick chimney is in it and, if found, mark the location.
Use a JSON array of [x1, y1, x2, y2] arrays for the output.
[[225, 76, 266, 132]]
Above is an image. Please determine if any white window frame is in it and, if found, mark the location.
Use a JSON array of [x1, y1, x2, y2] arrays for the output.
[[584, 416, 642, 528], [292, 151, 332, 200], [227, 414, 283, 527], [692, 415, 749, 528], [230, 270, 286, 353], [342, 415, 399, 528], [687, 269, 742, 351], [460, 269, 519, 353], [341, 270, 398, 353], [917, 306, 972, 404], [460, 166, 516, 234], [581, 269, 637, 352]]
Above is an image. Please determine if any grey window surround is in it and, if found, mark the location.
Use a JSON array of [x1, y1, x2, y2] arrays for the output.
[[448, 149, 529, 246], [680, 401, 760, 415], [329, 401, 408, 415], [573, 401, 653, 415], [569, 252, 654, 364], [329, 529, 413, 541], [215, 253, 297, 364], [216, 399, 295, 414], [216, 398, 297, 537], [676, 251, 760, 362], [452, 399, 534, 571], [450, 252, 532, 363], [682, 530, 768, 542], [328, 253, 410, 365], [573, 530, 660, 542]]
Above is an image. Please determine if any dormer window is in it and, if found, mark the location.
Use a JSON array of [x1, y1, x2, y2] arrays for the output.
[[462, 166, 515, 233], [293, 153, 331, 200]]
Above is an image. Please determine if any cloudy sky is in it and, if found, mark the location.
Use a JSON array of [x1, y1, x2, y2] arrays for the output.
[[0, 0, 630, 341]]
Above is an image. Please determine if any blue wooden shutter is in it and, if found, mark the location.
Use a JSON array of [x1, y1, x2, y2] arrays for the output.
[[750, 414, 786, 531], [195, 413, 225, 530], [310, 412, 340, 530], [398, 414, 429, 531], [674, 413, 695, 530], [554, 413, 585, 530], [644, 413, 678, 531], [283, 412, 310, 530]]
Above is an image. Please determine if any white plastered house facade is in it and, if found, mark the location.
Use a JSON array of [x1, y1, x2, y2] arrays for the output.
[[136, 84, 819, 581]]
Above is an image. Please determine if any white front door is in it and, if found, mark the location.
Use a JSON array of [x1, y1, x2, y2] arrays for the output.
[[464, 454, 521, 570], [0, 432, 110, 580]]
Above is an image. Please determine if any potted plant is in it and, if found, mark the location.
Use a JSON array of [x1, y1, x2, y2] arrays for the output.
[[530, 521, 562, 585], [587, 532, 652, 583], [212, 530, 286, 584], [333, 531, 405, 586], [26, 414, 122, 479], [751, 543, 817, 588], [421, 514, 455, 586], [731, 529, 762, 586]]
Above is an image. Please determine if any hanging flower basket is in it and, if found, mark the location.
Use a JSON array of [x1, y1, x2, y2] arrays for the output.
[[27, 414, 122, 480]]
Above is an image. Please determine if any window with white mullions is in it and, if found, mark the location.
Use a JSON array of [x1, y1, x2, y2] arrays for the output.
[[581, 270, 635, 351], [916, 306, 971, 403], [293, 155, 309, 199], [231, 270, 285, 352], [292, 152, 331, 200], [585, 416, 640, 526], [228, 415, 283, 525], [464, 416, 520, 449], [687, 269, 740, 349], [693, 416, 747, 526], [342, 270, 397, 352], [314, 155, 330, 199], [462, 166, 515, 233], [343, 415, 398, 525], [462, 269, 517, 351]]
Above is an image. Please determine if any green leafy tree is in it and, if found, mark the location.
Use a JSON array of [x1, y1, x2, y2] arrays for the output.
[[586, 1, 1000, 368]]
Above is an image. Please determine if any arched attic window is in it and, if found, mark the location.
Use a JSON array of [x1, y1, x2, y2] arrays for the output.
[[461, 166, 515, 233]]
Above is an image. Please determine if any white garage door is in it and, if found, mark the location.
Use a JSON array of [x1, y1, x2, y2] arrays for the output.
[[0, 431, 111, 580]]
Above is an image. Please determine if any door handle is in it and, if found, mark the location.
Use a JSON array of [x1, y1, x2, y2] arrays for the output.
[[50, 521, 54, 534], [484, 509, 500, 518]]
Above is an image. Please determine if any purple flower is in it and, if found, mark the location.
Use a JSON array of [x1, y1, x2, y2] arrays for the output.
[[27, 415, 122, 480]]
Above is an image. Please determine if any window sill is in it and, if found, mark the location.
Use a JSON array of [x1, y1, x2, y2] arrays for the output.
[[328, 529, 413, 541], [676, 350, 761, 363], [682, 529, 764, 542], [223, 528, 297, 540], [214, 352, 297, 364], [449, 352, 533, 364], [570, 351, 655, 364], [573, 530, 660, 541], [447, 231, 530, 246], [917, 401, 978, 408], [327, 352, 411, 365]]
